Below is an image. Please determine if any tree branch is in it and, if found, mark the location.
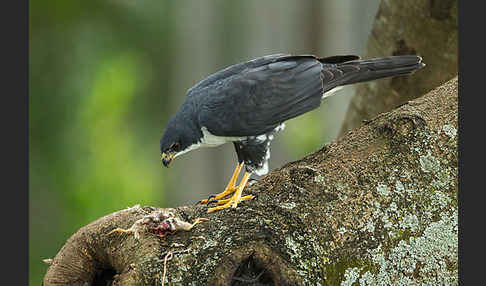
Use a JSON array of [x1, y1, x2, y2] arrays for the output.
[[43, 77, 458, 285], [339, 0, 458, 137]]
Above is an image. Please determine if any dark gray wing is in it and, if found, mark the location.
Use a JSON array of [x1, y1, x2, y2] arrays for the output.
[[186, 53, 290, 97], [318, 55, 424, 89], [196, 54, 326, 136], [195, 54, 423, 137]]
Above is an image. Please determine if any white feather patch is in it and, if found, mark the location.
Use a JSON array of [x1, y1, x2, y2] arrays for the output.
[[254, 148, 270, 176], [321, 86, 344, 99], [174, 126, 244, 158]]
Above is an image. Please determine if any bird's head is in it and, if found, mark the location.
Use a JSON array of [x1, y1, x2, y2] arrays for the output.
[[160, 115, 201, 168], [160, 139, 180, 168]]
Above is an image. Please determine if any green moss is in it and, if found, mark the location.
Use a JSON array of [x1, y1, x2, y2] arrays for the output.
[[322, 258, 378, 286]]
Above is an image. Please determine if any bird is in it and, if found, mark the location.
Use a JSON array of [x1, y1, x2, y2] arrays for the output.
[[159, 53, 425, 213]]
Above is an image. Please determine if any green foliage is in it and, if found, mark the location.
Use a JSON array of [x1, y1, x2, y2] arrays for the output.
[[68, 53, 162, 221], [29, 3, 169, 285], [29, 2, 348, 284], [282, 106, 329, 159]]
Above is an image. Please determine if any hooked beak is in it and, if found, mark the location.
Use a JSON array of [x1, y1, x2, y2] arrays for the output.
[[161, 152, 174, 168]]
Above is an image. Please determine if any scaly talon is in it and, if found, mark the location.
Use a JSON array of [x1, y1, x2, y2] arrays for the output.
[[199, 162, 243, 204], [197, 194, 216, 205], [213, 195, 254, 206], [207, 172, 252, 213]]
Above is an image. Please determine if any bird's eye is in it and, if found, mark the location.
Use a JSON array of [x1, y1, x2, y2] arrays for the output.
[[171, 142, 180, 152]]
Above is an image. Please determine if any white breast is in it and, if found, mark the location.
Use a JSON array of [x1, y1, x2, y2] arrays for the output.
[[174, 126, 245, 158], [200, 126, 245, 147]]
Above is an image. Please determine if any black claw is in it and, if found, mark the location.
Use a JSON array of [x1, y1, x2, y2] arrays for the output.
[[196, 194, 218, 205], [207, 199, 219, 205]]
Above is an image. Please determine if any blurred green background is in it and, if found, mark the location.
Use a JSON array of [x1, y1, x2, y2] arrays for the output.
[[29, 1, 380, 284]]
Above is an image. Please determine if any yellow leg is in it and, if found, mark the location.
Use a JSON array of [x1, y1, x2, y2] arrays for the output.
[[207, 172, 253, 213], [213, 195, 254, 205], [199, 162, 244, 204]]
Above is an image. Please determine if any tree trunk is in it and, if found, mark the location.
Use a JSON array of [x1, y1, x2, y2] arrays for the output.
[[339, 0, 458, 137], [43, 76, 458, 286]]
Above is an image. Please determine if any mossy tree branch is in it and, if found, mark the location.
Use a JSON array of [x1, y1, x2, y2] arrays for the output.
[[43, 77, 458, 285]]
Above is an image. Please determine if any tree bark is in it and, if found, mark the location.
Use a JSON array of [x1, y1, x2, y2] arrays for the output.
[[339, 0, 458, 137], [43, 76, 458, 285]]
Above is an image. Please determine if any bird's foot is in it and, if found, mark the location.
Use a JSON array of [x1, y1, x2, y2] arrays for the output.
[[210, 195, 255, 206], [207, 172, 252, 213], [198, 188, 236, 205], [207, 194, 254, 213], [198, 162, 244, 205]]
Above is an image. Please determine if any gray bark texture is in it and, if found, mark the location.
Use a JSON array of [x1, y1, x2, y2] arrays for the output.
[[43, 76, 458, 286], [339, 0, 458, 137]]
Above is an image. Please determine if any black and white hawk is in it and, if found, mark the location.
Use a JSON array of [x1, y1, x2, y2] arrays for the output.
[[159, 53, 424, 213]]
